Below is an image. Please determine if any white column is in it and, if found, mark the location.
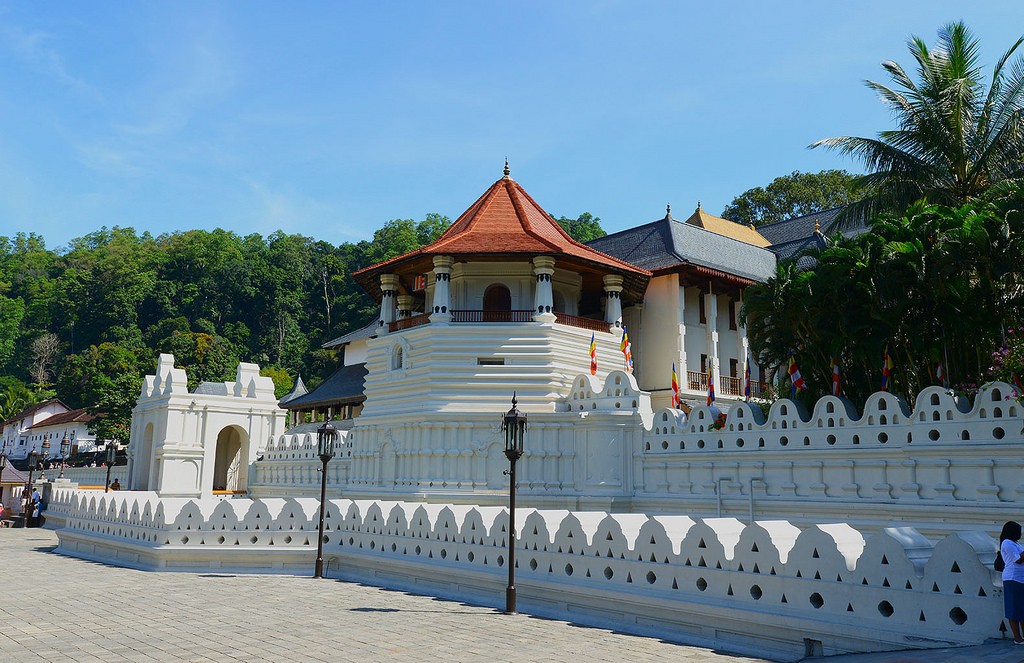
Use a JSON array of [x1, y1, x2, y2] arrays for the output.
[[705, 284, 720, 394], [378, 274, 399, 334], [603, 274, 623, 329], [736, 289, 750, 388], [678, 283, 688, 389], [532, 256, 557, 323], [430, 255, 453, 323], [397, 294, 415, 319]]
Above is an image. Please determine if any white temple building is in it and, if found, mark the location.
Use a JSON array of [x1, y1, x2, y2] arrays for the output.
[[45, 167, 1022, 660]]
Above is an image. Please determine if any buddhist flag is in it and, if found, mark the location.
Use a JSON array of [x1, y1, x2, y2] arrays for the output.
[[830, 357, 842, 396], [620, 326, 633, 373], [589, 332, 597, 375], [788, 356, 807, 397], [706, 362, 715, 406], [936, 362, 946, 388], [743, 355, 752, 401], [671, 363, 680, 409], [881, 344, 894, 391]]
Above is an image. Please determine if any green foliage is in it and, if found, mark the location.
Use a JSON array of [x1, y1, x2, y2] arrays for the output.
[[0, 381, 41, 422], [260, 365, 295, 399], [743, 185, 1024, 402], [721, 170, 862, 227], [0, 213, 450, 444], [553, 212, 607, 243], [58, 343, 144, 445], [813, 22, 1024, 224]]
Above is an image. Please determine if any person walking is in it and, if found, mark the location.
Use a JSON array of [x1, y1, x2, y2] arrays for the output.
[[1000, 521, 1024, 644]]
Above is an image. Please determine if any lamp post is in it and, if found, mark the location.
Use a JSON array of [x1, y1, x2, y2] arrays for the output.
[[313, 420, 338, 579], [58, 431, 71, 479], [104, 443, 117, 493], [24, 447, 39, 527], [39, 435, 50, 482], [501, 393, 527, 614]]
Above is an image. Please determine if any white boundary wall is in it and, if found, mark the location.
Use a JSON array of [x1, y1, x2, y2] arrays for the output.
[[48, 491, 1003, 661], [247, 378, 1024, 538]]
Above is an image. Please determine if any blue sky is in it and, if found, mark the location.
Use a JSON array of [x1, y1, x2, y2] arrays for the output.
[[0, 2, 1020, 249]]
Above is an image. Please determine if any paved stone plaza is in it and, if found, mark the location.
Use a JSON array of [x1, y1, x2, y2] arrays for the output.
[[4, 529, 1023, 663], [0, 529, 771, 663]]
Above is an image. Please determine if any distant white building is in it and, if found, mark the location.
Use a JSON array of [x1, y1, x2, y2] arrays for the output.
[[1, 399, 106, 460]]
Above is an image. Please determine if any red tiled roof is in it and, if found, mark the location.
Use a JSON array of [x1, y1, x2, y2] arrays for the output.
[[28, 408, 95, 429], [1, 398, 68, 429], [353, 174, 650, 297]]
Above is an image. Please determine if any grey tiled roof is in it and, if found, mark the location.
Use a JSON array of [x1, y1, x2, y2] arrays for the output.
[[283, 363, 368, 409], [760, 207, 871, 263], [278, 375, 308, 405], [587, 214, 777, 282], [322, 320, 378, 349], [192, 382, 228, 396]]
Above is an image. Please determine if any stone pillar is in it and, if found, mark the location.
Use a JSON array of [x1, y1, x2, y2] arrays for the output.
[[705, 284, 720, 395], [397, 294, 415, 318], [378, 274, 399, 334], [603, 274, 623, 329], [532, 256, 557, 323], [678, 283, 688, 389], [430, 255, 453, 323], [736, 290, 749, 389]]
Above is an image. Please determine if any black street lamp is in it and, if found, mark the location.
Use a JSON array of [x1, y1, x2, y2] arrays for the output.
[[38, 435, 51, 482], [104, 443, 117, 493], [58, 431, 71, 479], [24, 446, 41, 527], [501, 393, 527, 614], [314, 420, 338, 579]]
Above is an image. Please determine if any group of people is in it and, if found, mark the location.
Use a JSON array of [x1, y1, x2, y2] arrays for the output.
[[0, 486, 45, 527]]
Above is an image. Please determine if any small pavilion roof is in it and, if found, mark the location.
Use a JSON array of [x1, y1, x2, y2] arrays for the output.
[[283, 364, 368, 410], [682, 204, 771, 248], [353, 168, 650, 302], [278, 375, 308, 406]]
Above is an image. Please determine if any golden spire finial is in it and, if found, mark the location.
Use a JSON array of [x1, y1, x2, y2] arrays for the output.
[[814, 219, 821, 233], [503, 158, 510, 179], [696, 199, 702, 211]]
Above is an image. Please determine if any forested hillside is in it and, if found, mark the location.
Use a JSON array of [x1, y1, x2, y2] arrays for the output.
[[0, 211, 603, 442]]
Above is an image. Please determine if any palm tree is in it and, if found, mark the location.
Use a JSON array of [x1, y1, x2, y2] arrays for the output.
[[813, 22, 1024, 224]]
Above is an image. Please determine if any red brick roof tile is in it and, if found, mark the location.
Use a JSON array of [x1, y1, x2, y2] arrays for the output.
[[354, 174, 649, 299]]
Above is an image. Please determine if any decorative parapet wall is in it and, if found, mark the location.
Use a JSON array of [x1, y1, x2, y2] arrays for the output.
[[48, 487, 1004, 661], [636, 382, 1024, 533], [248, 423, 353, 498]]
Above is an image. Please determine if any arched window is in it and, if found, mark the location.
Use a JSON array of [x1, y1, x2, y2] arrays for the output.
[[483, 284, 511, 311], [392, 345, 404, 370]]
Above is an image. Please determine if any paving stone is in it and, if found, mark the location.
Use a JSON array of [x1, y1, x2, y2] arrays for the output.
[[8, 528, 1016, 662]]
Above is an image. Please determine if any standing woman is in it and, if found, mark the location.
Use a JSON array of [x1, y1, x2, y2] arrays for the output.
[[1000, 521, 1024, 644]]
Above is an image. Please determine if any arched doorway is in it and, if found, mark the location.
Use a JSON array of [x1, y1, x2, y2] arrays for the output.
[[132, 422, 155, 490], [483, 284, 511, 321], [213, 426, 249, 492]]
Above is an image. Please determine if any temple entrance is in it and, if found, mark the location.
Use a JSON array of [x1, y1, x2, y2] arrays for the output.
[[212, 426, 248, 492], [483, 284, 511, 311]]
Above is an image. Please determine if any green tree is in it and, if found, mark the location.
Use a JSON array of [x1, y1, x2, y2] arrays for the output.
[[722, 170, 862, 227], [743, 189, 1024, 402], [812, 23, 1024, 224], [554, 212, 606, 242], [58, 343, 144, 445]]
